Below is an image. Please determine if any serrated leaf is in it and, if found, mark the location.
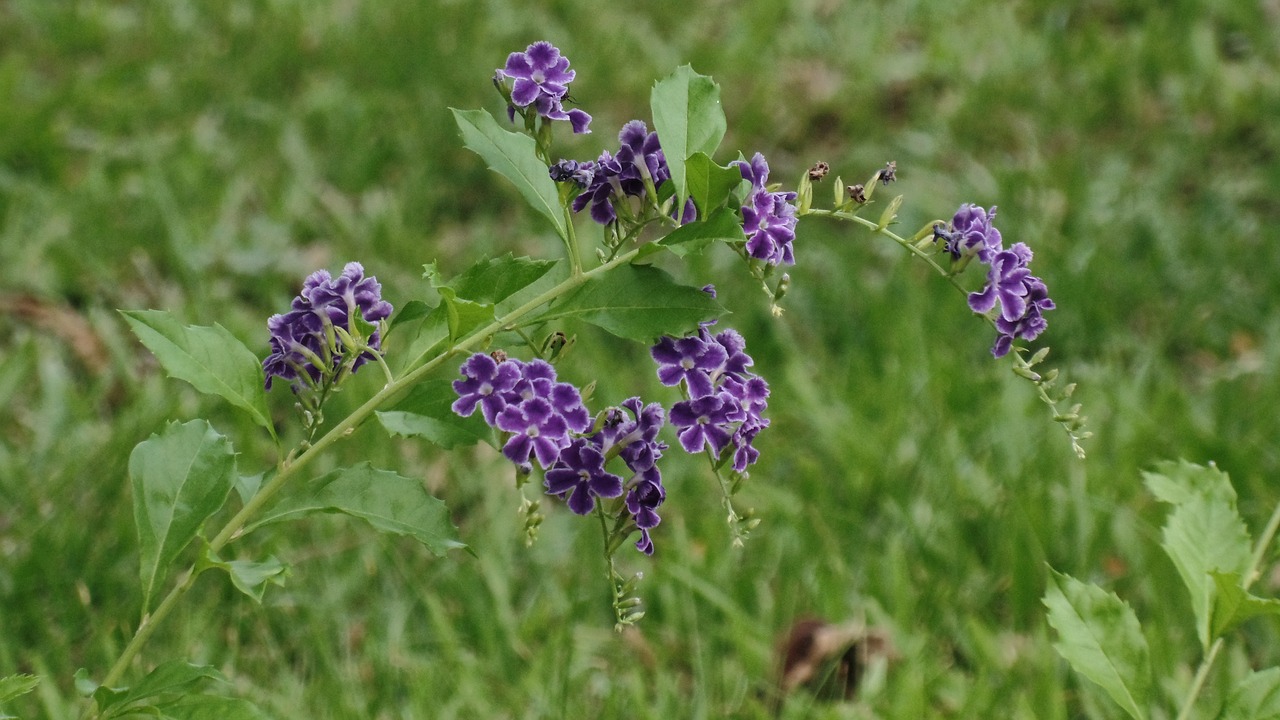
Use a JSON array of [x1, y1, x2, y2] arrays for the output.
[[121, 311, 276, 441], [537, 264, 723, 343], [246, 463, 466, 556], [0, 675, 39, 704], [1211, 572, 1280, 639], [93, 661, 224, 715], [201, 546, 288, 603], [1221, 668, 1280, 720], [376, 379, 496, 449], [651, 66, 727, 213], [685, 152, 744, 214], [1161, 496, 1252, 649], [156, 694, 272, 720], [450, 254, 559, 307], [1043, 569, 1150, 720], [129, 420, 237, 612], [451, 108, 566, 242], [1143, 459, 1237, 506]]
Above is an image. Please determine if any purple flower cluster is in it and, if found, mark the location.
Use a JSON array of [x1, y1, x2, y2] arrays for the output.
[[452, 354, 670, 552], [263, 262, 392, 391], [652, 326, 770, 472], [497, 42, 591, 134], [735, 153, 798, 266], [938, 205, 1056, 357], [558, 120, 696, 225]]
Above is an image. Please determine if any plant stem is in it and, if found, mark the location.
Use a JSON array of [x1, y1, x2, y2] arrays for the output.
[[91, 245, 645, 713], [1175, 496, 1280, 720]]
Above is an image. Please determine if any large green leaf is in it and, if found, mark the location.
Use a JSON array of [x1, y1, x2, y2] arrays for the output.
[[1143, 459, 1236, 506], [651, 66, 727, 213], [156, 694, 272, 720], [121, 311, 276, 441], [376, 378, 496, 449], [1161, 494, 1252, 649], [93, 661, 224, 717], [452, 108, 566, 242], [246, 463, 466, 556], [1221, 668, 1280, 720], [1210, 572, 1280, 639], [537, 264, 723, 343], [129, 420, 237, 612], [1043, 569, 1150, 720]]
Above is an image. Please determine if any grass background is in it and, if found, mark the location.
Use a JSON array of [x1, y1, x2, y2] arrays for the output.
[[2, 0, 1279, 717]]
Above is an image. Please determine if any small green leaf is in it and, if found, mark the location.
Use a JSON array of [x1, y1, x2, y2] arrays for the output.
[[1221, 668, 1280, 720], [1210, 572, 1280, 639], [1043, 569, 1150, 720], [93, 661, 224, 715], [647, 206, 746, 259], [1143, 459, 1236, 506], [651, 66, 727, 213], [201, 546, 289, 603], [246, 463, 466, 556], [1161, 494, 1252, 649], [73, 669, 99, 697], [121, 311, 276, 441], [0, 675, 39, 704], [376, 379, 496, 449], [130, 420, 237, 612], [451, 108, 566, 242], [234, 472, 264, 506], [685, 152, 744, 214], [388, 299, 434, 333], [156, 694, 272, 720], [538, 264, 724, 343]]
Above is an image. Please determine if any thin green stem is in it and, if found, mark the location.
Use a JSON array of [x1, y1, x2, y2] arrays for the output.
[[90, 245, 646, 714], [1176, 495, 1280, 720]]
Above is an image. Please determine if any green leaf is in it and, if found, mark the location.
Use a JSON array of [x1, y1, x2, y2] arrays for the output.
[[129, 420, 237, 612], [201, 547, 289, 603], [94, 661, 224, 716], [246, 463, 466, 556], [1143, 459, 1236, 506], [685, 152, 744, 214], [121, 311, 276, 441], [155, 694, 272, 720], [1043, 569, 1150, 720], [451, 108, 566, 242], [0, 675, 39, 704], [436, 287, 495, 344], [376, 379, 496, 449], [234, 472, 263, 506], [537, 264, 724, 343], [388, 299, 434, 333], [1221, 668, 1280, 720], [1210, 572, 1280, 639], [651, 66, 727, 213], [1161, 493, 1252, 649], [449, 254, 559, 307], [643, 206, 746, 260]]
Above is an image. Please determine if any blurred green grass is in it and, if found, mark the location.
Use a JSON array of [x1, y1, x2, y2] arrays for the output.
[[2, 0, 1280, 717]]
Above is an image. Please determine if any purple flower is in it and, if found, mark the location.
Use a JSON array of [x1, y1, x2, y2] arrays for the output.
[[992, 277, 1055, 358], [549, 159, 595, 187], [263, 263, 391, 391], [451, 353, 522, 425], [569, 121, 695, 225], [651, 335, 728, 398], [544, 439, 624, 515], [939, 204, 1003, 261], [669, 393, 746, 456], [495, 397, 572, 469], [968, 244, 1034, 322], [736, 153, 798, 266], [498, 41, 591, 134]]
